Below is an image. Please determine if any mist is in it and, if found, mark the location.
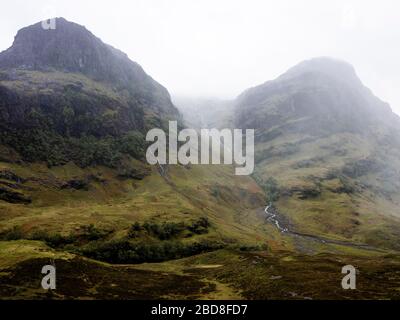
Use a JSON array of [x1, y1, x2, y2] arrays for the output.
[[1, 0, 400, 114]]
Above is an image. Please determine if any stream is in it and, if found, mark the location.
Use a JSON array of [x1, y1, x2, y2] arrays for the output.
[[263, 203, 383, 252], [265, 203, 288, 233]]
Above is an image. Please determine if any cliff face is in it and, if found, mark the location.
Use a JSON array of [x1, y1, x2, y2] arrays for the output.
[[0, 18, 179, 167], [0, 18, 175, 111], [235, 57, 399, 136]]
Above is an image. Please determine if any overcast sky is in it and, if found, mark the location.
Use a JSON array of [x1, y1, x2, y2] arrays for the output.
[[1, 0, 400, 114]]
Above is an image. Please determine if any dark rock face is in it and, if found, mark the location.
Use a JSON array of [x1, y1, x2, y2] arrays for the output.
[[0, 170, 25, 183], [0, 17, 178, 116], [0, 18, 179, 167], [61, 179, 89, 190], [117, 167, 149, 180], [0, 186, 31, 204], [0, 18, 175, 112], [0, 169, 31, 204], [234, 57, 400, 135]]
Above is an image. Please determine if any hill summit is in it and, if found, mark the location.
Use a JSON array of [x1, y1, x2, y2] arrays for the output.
[[1, 18, 157, 88], [229, 57, 400, 249], [235, 57, 398, 135], [0, 18, 178, 167]]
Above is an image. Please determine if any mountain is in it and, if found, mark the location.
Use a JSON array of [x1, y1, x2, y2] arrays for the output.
[[0, 17, 175, 111], [0, 19, 266, 297], [2, 19, 400, 299], [0, 18, 178, 168], [235, 57, 399, 134], [233, 57, 400, 250]]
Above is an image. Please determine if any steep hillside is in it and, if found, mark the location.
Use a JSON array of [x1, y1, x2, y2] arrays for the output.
[[0, 18, 178, 168], [0, 18, 267, 269], [234, 57, 400, 250]]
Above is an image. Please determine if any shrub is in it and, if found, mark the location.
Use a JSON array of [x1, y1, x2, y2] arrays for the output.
[[79, 239, 224, 264], [80, 224, 111, 241], [129, 218, 211, 240], [0, 226, 24, 240], [264, 177, 280, 202], [188, 217, 210, 235], [29, 224, 111, 247], [29, 231, 74, 247], [142, 221, 186, 240]]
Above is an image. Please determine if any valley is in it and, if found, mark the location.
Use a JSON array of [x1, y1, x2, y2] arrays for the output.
[[0, 19, 400, 300]]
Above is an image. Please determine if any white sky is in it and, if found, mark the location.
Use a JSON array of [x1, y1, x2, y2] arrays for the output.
[[1, 0, 400, 114]]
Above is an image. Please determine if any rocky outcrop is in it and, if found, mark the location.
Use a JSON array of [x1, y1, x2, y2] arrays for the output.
[[0, 18, 180, 168], [0, 185, 31, 204], [0, 18, 177, 115], [234, 57, 400, 135]]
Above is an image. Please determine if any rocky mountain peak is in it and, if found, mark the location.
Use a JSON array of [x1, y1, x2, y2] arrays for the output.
[[279, 57, 362, 87], [234, 57, 398, 134], [0, 18, 179, 167], [0, 18, 157, 90]]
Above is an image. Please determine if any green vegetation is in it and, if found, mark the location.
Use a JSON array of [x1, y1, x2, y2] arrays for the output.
[[129, 218, 210, 240], [0, 70, 157, 169], [263, 177, 280, 203], [80, 239, 225, 264], [0, 217, 219, 264], [0, 223, 219, 264], [0, 124, 146, 169], [252, 174, 280, 203], [2, 241, 400, 299], [0, 226, 23, 241], [0, 224, 112, 247]]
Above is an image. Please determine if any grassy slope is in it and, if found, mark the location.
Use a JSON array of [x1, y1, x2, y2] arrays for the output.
[[0, 159, 270, 248], [2, 80, 400, 298], [253, 129, 400, 250], [2, 240, 400, 300], [2, 145, 400, 299], [2, 152, 400, 299], [0, 159, 277, 300]]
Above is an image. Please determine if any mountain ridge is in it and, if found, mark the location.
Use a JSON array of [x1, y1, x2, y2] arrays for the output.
[[234, 57, 400, 140], [0, 17, 172, 104], [236, 57, 397, 124], [0, 17, 179, 168]]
